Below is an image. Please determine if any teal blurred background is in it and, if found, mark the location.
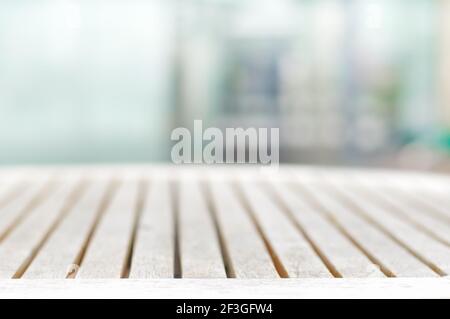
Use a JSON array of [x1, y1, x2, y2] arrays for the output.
[[0, 0, 449, 170]]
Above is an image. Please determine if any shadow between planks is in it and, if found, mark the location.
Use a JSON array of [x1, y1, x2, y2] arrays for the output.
[[0, 166, 449, 282]]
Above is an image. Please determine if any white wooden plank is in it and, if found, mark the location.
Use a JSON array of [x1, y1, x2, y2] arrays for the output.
[[0, 164, 448, 283], [0, 175, 82, 278], [130, 177, 174, 278], [388, 174, 450, 222], [0, 177, 54, 243], [325, 174, 450, 276], [352, 178, 450, 247], [207, 176, 278, 278], [23, 177, 111, 279], [0, 179, 26, 210], [238, 178, 332, 278], [77, 175, 139, 279], [0, 278, 449, 299], [294, 179, 438, 277], [178, 173, 226, 278], [403, 191, 450, 223], [269, 180, 384, 278]]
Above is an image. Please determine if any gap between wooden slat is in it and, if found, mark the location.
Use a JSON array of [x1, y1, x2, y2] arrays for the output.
[[121, 179, 148, 278], [289, 182, 394, 278], [202, 180, 236, 278], [262, 182, 343, 278], [232, 181, 289, 278], [13, 180, 88, 278], [377, 177, 450, 226], [22, 178, 110, 279], [293, 177, 439, 278], [129, 177, 174, 279], [204, 175, 278, 279], [325, 183, 447, 277], [67, 179, 120, 279], [176, 176, 226, 278], [74, 176, 139, 279], [0, 178, 57, 244], [351, 184, 450, 248], [402, 193, 450, 226], [171, 180, 182, 279]]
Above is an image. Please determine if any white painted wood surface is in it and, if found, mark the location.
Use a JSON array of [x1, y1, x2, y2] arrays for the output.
[[0, 279, 449, 299], [77, 175, 139, 278], [0, 175, 81, 278], [294, 180, 439, 277], [130, 176, 174, 278], [327, 177, 450, 276], [0, 165, 449, 298], [238, 179, 332, 278], [23, 177, 110, 279], [268, 181, 384, 278], [177, 173, 226, 278], [207, 176, 278, 278]]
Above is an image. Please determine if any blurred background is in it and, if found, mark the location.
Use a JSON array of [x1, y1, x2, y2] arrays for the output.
[[0, 0, 449, 171]]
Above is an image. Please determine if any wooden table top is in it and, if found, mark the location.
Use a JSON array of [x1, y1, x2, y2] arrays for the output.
[[0, 165, 449, 298]]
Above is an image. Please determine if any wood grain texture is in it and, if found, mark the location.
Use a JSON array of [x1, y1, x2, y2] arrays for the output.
[[0, 164, 448, 291], [77, 175, 139, 279], [294, 178, 438, 278], [268, 180, 384, 278], [324, 174, 450, 276], [23, 177, 110, 279], [0, 174, 81, 278], [238, 178, 332, 278], [206, 176, 278, 278], [0, 177, 54, 243], [130, 176, 174, 278], [177, 173, 226, 278]]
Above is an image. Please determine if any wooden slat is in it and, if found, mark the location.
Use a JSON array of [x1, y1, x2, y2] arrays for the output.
[[388, 174, 450, 222], [238, 178, 332, 278], [77, 175, 139, 279], [0, 179, 26, 210], [0, 170, 25, 189], [0, 177, 54, 243], [0, 174, 82, 278], [294, 179, 437, 277], [325, 174, 450, 276], [268, 180, 384, 278], [23, 177, 110, 279], [351, 179, 450, 247], [177, 173, 226, 278], [206, 177, 278, 278], [130, 176, 174, 278], [0, 181, 14, 202], [0, 278, 449, 299], [0, 165, 449, 284], [403, 191, 450, 223]]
